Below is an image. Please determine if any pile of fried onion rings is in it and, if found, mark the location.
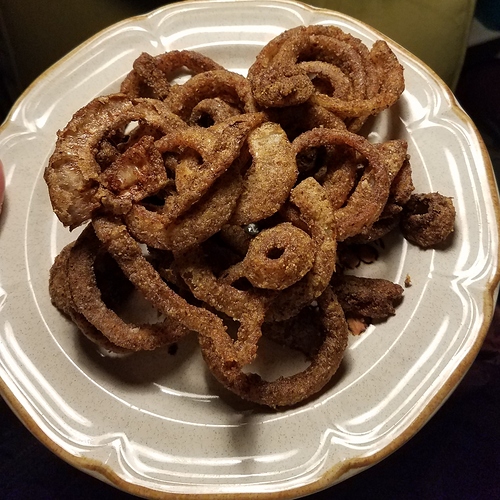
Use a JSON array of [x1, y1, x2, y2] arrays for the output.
[[45, 26, 456, 408]]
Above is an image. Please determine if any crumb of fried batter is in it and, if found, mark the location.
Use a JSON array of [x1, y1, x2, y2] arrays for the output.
[[347, 316, 369, 336]]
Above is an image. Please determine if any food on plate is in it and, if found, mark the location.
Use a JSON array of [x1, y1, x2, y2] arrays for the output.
[[292, 128, 390, 242], [44, 25, 456, 408], [44, 94, 186, 228], [400, 192, 456, 248], [247, 25, 405, 131], [120, 50, 224, 99], [0, 160, 4, 214], [165, 69, 258, 124]]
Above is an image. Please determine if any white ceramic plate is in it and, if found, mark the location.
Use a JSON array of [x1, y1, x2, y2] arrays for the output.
[[0, 0, 499, 498]]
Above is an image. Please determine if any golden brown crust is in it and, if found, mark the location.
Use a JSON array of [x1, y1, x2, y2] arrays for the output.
[[44, 34, 454, 408], [400, 192, 456, 248]]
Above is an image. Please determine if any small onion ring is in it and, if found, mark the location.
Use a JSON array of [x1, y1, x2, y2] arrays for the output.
[[266, 177, 337, 322], [165, 69, 258, 123], [189, 98, 242, 126], [199, 286, 349, 408]]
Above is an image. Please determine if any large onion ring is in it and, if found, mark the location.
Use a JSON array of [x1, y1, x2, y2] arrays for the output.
[[248, 25, 386, 108], [124, 112, 265, 249], [44, 94, 186, 228], [49, 240, 130, 353], [199, 286, 349, 408], [292, 127, 390, 241]]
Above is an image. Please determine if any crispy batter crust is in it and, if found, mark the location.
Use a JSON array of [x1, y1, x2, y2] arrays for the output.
[[44, 30, 455, 408]]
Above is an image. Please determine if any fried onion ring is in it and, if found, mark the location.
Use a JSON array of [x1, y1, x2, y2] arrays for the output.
[[345, 140, 412, 244], [44, 94, 186, 228], [68, 225, 189, 351], [175, 246, 270, 367], [231, 121, 298, 225], [120, 50, 224, 99], [400, 192, 456, 248], [49, 241, 129, 353], [92, 216, 249, 365], [124, 112, 265, 249], [266, 177, 337, 322], [221, 222, 315, 290], [189, 97, 242, 126], [311, 40, 405, 121], [199, 286, 348, 408], [293, 127, 390, 241], [248, 25, 404, 129], [147, 164, 243, 252], [165, 69, 258, 123], [92, 216, 263, 368]]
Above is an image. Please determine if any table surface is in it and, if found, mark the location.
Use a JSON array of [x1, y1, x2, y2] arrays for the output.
[[1, 303, 499, 500]]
